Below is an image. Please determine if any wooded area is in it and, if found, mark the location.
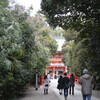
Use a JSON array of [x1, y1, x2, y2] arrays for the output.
[[0, 0, 58, 99]]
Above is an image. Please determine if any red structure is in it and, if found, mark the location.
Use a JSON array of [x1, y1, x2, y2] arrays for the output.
[[40, 76, 44, 85], [45, 51, 67, 78], [40, 51, 80, 85]]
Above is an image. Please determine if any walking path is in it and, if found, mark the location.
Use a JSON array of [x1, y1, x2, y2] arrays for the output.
[[15, 79, 100, 100]]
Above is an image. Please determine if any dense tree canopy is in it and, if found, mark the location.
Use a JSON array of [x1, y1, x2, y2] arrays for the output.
[[0, 1, 58, 99], [41, 0, 100, 29]]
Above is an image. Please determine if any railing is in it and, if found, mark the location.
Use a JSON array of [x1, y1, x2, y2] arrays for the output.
[[67, 73, 80, 85], [74, 75, 80, 85]]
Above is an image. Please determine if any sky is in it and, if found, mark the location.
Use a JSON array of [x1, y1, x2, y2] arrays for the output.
[[15, 0, 41, 15], [56, 39, 65, 51]]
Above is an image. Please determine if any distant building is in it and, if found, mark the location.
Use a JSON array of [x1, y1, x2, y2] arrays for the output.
[[45, 51, 67, 78]]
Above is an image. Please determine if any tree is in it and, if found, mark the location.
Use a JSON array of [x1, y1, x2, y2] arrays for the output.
[[0, 0, 9, 7], [0, 1, 57, 99], [28, 14, 58, 55], [41, 0, 100, 30]]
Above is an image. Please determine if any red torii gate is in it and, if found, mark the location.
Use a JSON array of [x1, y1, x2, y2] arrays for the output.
[[40, 52, 80, 85], [45, 51, 66, 77]]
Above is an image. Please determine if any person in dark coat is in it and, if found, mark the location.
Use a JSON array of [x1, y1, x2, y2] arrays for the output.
[[69, 74, 75, 95], [79, 69, 93, 100], [57, 75, 63, 95], [63, 73, 69, 100]]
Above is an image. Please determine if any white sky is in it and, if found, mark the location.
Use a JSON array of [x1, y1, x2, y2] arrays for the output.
[[15, 0, 41, 15], [56, 39, 65, 51]]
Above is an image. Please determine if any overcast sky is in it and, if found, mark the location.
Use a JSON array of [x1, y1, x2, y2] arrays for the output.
[[56, 39, 65, 51], [15, 0, 41, 15]]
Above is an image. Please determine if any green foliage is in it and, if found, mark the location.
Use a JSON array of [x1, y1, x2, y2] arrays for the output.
[[41, 0, 100, 30], [28, 14, 58, 55], [0, 0, 9, 7], [62, 41, 73, 69], [0, 6, 31, 99], [0, 2, 57, 100], [63, 29, 78, 42], [38, 27, 58, 55], [50, 27, 65, 37]]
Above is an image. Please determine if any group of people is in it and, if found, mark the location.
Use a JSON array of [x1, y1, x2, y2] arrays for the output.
[[57, 69, 93, 100], [43, 69, 93, 100], [57, 73, 75, 100]]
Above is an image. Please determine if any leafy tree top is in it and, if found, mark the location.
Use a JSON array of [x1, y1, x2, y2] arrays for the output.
[[41, 0, 100, 30]]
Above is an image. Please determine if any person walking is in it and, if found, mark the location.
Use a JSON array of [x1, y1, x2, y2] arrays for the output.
[[63, 73, 69, 100], [43, 75, 49, 95], [79, 69, 93, 100], [57, 75, 63, 95], [69, 74, 75, 95]]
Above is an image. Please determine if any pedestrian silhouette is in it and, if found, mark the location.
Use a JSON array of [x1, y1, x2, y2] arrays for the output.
[[57, 75, 63, 95], [79, 69, 93, 100], [69, 74, 75, 95], [63, 73, 69, 100]]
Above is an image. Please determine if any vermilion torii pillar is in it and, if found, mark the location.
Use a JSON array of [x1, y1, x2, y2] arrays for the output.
[[63, 66, 66, 74], [45, 68, 47, 75], [52, 66, 55, 77]]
